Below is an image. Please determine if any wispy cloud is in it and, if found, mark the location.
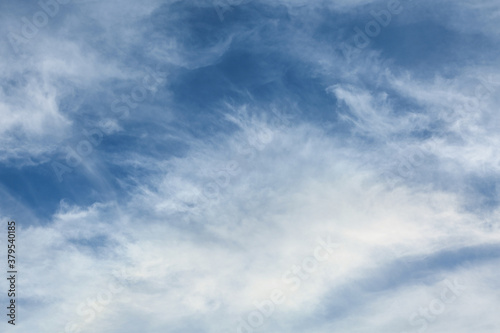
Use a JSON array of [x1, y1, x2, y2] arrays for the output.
[[1, 0, 500, 332]]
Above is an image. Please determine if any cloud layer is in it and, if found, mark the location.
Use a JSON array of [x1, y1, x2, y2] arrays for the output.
[[1, 0, 500, 332]]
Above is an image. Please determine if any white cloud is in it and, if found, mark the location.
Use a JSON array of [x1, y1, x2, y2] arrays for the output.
[[5, 114, 499, 333], [2, 1, 500, 332]]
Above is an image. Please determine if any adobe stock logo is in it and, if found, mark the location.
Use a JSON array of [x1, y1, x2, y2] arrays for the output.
[[51, 63, 166, 182], [213, 0, 245, 22], [236, 236, 340, 333], [340, 0, 406, 61], [51, 128, 106, 182], [6, 0, 72, 55], [402, 278, 466, 333], [64, 267, 136, 333]]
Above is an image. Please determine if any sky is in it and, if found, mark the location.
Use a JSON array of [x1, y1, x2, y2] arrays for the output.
[[1, 0, 500, 332]]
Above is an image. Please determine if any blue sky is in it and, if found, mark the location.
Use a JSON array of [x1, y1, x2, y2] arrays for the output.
[[1, 0, 500, 332]]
